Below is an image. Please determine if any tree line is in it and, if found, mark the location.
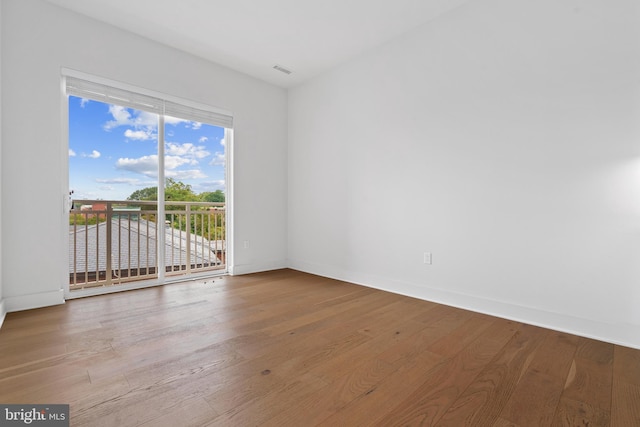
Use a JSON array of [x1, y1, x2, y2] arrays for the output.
[[127, 178, 224, 203], [129, 179, 225, 240], [70, 179, 225, 230]]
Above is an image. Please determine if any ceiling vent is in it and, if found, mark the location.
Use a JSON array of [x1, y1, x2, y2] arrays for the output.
[[273, 65, 292, 75]]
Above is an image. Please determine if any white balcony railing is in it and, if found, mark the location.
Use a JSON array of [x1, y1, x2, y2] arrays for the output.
[[69, 200, 226, 290]]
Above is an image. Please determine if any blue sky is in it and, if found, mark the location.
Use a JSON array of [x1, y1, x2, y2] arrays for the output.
[[68, 95, 226, 201]]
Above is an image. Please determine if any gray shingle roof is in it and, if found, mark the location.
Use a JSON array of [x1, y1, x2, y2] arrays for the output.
[[69, 218, 223, 275]]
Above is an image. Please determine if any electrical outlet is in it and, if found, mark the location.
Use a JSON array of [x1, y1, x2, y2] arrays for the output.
[[423, 252, 432, 265], [243, 240, 250, 249]]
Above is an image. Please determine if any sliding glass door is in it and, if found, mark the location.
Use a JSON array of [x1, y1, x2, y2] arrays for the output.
[[65, 73, 231, 296]]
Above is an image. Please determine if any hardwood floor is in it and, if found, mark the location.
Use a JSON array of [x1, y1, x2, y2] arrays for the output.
[[0, 269, 638, 426]]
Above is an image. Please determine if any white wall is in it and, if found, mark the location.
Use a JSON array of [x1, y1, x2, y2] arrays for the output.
[[0, 0, 5, 326], [1, 0, 288, 311], [289, 0, 640, 348], [3, 0, 639, 349]]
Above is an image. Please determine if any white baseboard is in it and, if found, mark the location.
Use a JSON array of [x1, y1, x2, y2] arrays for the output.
[[0, 299, 6, 329], [229, 260, 288, 276], [4, 289, 65, 313], [288, 259, 640, 350]]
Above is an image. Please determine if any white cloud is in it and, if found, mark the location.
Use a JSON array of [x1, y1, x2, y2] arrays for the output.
[[165, 155, 196, 168], [209, 152, 225, 166], [165, 142, 210, 160], [104, 105, 158, 132], [165, 116, 188, 126], [165, 116, 203, 130], [82, 150, 101, 159], [220, 137, 226, 147], [125, 129, 155, 140], [69, 149, 77, 157], [116, 155, 159, 177], [95, 177, 148, 186], [72, 190, 102, 200], [115, 154, 197, 178], [104, 105, 132, 130], [138, 111, 159, 125], [199, 136, 208, 143], [80, 98, 89, 108], [99, 185, 115, 191], [166, 169, 207, 179]]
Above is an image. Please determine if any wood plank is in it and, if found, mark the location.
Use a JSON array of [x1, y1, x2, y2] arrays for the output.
[[613, 345, 640, 385], [498, 331, 579, 427], [376, 304, 480, 366], [138, 398, 218, 427], [563, 338, 614, 407], [204, 373, 328, 427], [0, 269, 638, 426], [316, 351, 446, 426], [611, 382, 640, 427], [494, 417, 522, 426], [426, 312, 497, 357], [551, 397, 610, 427], [611, 345, 640, 426], [374, 319, 519, 426], [435, 323, 547, 426], [309, 319, 430, 383], [550, 337, 613, 426], [500, 370, 563, 427]]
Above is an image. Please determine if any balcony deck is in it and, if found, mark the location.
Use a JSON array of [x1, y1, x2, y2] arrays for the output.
[[69, 200, 226, 289]]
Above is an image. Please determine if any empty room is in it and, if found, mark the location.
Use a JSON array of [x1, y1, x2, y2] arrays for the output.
[[0, 0, 639, 425]]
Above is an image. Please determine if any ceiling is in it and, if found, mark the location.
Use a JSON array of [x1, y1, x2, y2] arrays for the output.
[[44, 0, 471, 88]]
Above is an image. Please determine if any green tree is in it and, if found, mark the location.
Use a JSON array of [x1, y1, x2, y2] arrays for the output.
[[127, 179, 200, 202], [199, 190, 225, 203], [69, 213, 107, 226], [164, 178, 199, 202], [126, 180, 225, 240], [127, 186, 158, 201]]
